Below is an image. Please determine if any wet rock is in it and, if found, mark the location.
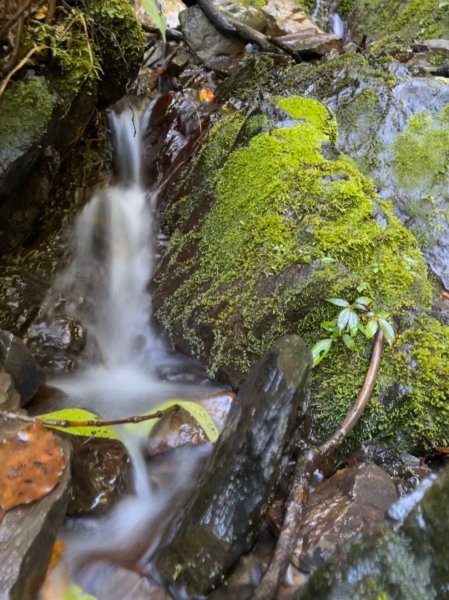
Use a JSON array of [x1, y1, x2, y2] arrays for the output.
[[142, 91, 212, 193], [67, 437, 131, 517], [84, 565, 170, 600], [0, 420, 71, 600], [156, 335, 311, 596], [146, 392, 234, 457], [180, 5, 246, 62], [294, 463, 397, 571], [298, 467, 449, 599], [0, 329, 45, 405], [26, 317, 86, 373], [0, 370, 20, 412]]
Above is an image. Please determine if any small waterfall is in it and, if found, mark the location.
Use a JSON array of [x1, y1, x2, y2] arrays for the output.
[[330, 12, 346, 39], [312, 0, 321, 22]]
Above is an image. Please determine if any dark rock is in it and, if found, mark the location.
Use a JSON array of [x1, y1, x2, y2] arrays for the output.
[[156, 335, 311, 596], [298, 467, 449, 599], [0, 329, 45, 405], [295, 463, 397, 570], [67, 437, 131, 517], [81, 565, 170, 600], [0, 370, 20, 411], [0, 421, 71, 600], [26, 317, 86, 373]]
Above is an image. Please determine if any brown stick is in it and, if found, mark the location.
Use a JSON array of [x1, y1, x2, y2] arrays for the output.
[[0, 44, 48, 97], [253, 330, 385, 600], [1, 14, 24, 74], [0, 0, 34, 39], [46, 0, 56, 24]]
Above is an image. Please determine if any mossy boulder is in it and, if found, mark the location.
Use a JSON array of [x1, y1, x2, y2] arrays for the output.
[[0, 0, 143, 251], [340, 0, 449, 45], [270, 53, 449, 289], [154, 90, 449, 452]]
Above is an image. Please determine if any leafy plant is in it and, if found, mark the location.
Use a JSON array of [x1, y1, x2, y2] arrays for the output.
[[141, 0, 167, 42], [311, 296, 395, 366]]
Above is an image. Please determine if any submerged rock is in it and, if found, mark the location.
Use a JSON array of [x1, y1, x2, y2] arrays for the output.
[[0, 329, 45, 405], [298, 467, 449, 599], [0, 421, 71, 600], [156, 335, 311, 596]]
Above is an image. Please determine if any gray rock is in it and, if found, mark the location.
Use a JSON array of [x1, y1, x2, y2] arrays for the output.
[[0, 330, 45, 405], [0, 421, 71, 600], [156, 335, 311, 596], [179, 6, 245, 62], [0, 370, 20, 412]]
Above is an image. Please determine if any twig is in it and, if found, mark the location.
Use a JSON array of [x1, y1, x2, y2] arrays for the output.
[[79, 12, 94, 69], [0, 44, 48, 97], [0, 406, 179, 428], [253, 330, 385, 600], [1, 15, 24, 74], [46, 0, 56, 24]]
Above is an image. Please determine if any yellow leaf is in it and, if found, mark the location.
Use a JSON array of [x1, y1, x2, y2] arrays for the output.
[[36, 408, 121, 441]]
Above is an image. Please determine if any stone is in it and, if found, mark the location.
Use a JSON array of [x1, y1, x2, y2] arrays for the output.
[[276, 31, 343, 56], [299, 467, 449, 599], [179, 6, 245, 62], [0, 420, 71, 600], [156, 335, 311, 596], [294, 463, 397, 570], [26, 317, 86, 373], [262, 0, 315, 37], [0, 329, 45, 405], [67, 437, 131, 517], [0, 370, 20, 411]]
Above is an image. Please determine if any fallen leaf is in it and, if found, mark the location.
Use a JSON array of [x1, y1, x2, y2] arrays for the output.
[[0, 423, 65, 511], [34, 5, 48, 19], [37, 408, 121, 441], [198, 88, 215, 103]]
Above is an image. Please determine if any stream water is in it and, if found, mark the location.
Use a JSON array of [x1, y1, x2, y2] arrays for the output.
[[40, 99, 220, 595]]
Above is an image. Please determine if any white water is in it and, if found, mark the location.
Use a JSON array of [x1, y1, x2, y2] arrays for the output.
[[43, 99, 214, 586], [312, 0, 321, 22], [330, 12, 346, 39]]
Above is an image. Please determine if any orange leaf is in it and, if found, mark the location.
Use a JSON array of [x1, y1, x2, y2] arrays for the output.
[[198, 88, 215, 103], [0, 423, 65, 511]]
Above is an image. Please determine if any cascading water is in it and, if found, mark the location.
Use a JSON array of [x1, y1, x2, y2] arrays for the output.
[[42, 99, 217, 592]]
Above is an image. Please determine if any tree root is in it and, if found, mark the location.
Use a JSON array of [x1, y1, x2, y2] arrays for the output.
[[253, 330, 385, 600]]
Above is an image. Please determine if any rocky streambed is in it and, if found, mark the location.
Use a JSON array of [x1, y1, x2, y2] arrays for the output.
[[1, 0, 449, 598]]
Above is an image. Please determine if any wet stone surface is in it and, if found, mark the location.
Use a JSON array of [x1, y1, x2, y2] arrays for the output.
[[0, 329, 45, 405], [67, 436, 131, 517], [156, 335, 311, 597]]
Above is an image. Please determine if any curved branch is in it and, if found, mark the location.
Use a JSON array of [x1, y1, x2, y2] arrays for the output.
[[253, 330, 385, 600]]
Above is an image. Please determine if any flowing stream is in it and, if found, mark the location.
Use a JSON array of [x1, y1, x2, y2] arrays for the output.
[[42, 99, 218, 593]]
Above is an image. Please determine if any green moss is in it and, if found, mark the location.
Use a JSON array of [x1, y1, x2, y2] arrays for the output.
[[0, 77, 55, 151], [393, 108, 449, 192], [353, 0, 449, 43], [156, 95, 446, 450]]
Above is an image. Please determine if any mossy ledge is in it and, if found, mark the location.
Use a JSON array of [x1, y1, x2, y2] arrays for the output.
[[154, 94, 449, 452]]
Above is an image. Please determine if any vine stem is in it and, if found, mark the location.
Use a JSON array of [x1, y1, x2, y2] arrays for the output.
[[253, 330, 385, 600]]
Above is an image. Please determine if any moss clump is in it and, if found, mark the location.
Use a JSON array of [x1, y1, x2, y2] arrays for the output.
[[155, 95, 445, 450], [0, 77, 55, 155], [393, 108, 449, 192], [351, 0, 449, 43]]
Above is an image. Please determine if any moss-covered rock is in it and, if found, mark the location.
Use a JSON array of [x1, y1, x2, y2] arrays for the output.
[[0, 0, 143, 251], [346, 0, 449, 44], [153, 90, 449, 452]]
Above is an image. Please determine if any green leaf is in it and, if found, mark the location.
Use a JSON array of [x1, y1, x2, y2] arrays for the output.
[[311, 338, 332, 366], [64, 583, 97, 599], [36, 408, 121, 441], [127, 399, 220, 443], [320, 256, 336, 264], [348, 310, 359, 330], [355, 296, 372, 306], [327, 298, 350, 307], [142, 0, 167, 41], [337, 307, 351, 332], [379, 318, 395, 345], [320, 320, 336, 332], [342, 333, 356, 351], [365, 319, 379, 340]]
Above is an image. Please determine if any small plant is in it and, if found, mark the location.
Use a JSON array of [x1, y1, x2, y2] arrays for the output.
[[311, 296, 395, 366], [141, 0, 167, 42]]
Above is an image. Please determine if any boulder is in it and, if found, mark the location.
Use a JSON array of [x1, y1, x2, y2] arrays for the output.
[[156, 335, 311, 596], [0, 330, 45, 405]]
